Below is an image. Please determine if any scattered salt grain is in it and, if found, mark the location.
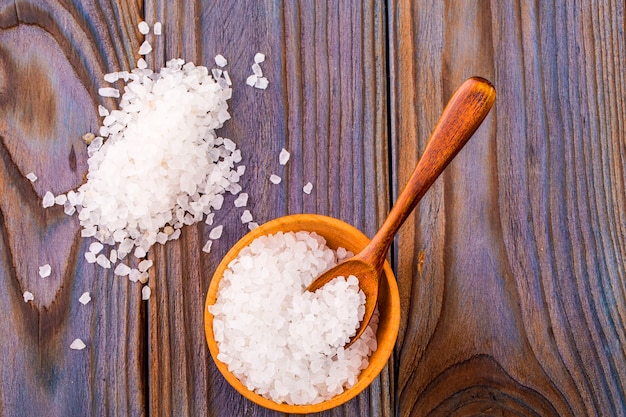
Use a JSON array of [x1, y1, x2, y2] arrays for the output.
[[214, 54, 228, 67], [240, 210, 253, 224], [247, 222, 259, 230], [55, 194, 67, 205], [209, 225, 223, 240], [209, 231, 376, 405], [39, 264, 51, 278], [202, 240, 213, 253], [138, 40, 152, 55], [85, 252, 97, 263], [98, 87, 120, 98], [26, 172, 37, 182], [71, 57, 241, 283], [254, 77, 269, 89], [70, 339, 86, 350], [138, 21, 150, 35], [114, 263, 131, 276], [138, 259, 153, 272], [103, 72, 119, 83], [79, 292, 91, 305], [245, 74, 257, 87], [279, 148, 290, 165], [137, 58, 148, 69], [269, 174, 281, 184], [89, 242, 104, 254], [23, 291, 34, 302], [251, 63, 263, 77], [153, 22, 162, 35], [254, 52, 265, 63], [233, 193, 248, 208], [141, 286, 151, 300], [205, 213, 215, 226], [96, 254, 111, 269], [303, 182, 313, 194], [42, 191, 55, 208]]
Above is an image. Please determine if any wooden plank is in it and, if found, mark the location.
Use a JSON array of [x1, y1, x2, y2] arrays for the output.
[[0, 1, 147, 416], [144, 0, 392, 415], [389, 0, 626, 415]]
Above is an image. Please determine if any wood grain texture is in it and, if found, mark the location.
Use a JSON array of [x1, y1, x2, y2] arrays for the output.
[[389, 1, 626, 416], [144, 1, 391, 416], [0, 1, 146, 416]]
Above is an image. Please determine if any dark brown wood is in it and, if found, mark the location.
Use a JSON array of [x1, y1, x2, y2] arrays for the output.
[[390, 1, 626, 416]]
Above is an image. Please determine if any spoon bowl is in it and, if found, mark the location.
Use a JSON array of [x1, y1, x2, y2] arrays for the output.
[[205, 214, 401, 413]]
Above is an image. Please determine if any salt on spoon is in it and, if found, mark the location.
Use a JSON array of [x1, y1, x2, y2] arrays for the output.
[[306, 77, 496, 347]]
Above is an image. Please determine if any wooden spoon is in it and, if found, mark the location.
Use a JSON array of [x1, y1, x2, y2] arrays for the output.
[[306, 76, 496, 347]]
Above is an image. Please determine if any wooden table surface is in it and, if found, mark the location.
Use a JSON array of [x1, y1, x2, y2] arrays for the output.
[[1, 1, 624, 416]]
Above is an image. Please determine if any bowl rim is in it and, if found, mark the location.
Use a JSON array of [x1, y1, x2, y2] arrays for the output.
[[204, 213, 401, 414]]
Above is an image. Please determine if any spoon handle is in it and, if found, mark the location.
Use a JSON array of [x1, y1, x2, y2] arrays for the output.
[[362, 76, 496, 268]]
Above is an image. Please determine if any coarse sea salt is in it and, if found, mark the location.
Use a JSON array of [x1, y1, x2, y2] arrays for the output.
[[39, 264, 51, 278], [70, 339, 86, 350], [279, 148, 290, 165], [23, 291, 34, 302], [65, 57, 243, 283], [209, 231, 377, 405], [269, 174, 281, 184], [138, 21, 150, 35], [26, 172, 37, 182], [303, 182, 313, 195], [79, 292, 91, 305]]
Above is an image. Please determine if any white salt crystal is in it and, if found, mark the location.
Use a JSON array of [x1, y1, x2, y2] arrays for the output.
[[138, 40, 152, 55], [134, 247, 147, 258], [247, 222, 259, 230], [84, 252, 97, 263], [98, 87, 120, 98], [89, 242, 104, 254], [209, 225, 223, 240], [205, 213, 215, 226], [233, 193, 248, 207], [42, 191, 55, 208], [114, 263, 131, 276], [138, 259, 153, 272], [210, 231, 376, 405], [70, 339, 86, 350], [139, 272, 149, 284], [202, 240, 213, 253], [240, 210, 253, 223], [26, 172, 37, 182], [254, 52, 265, 63], [153, 22, 162, 35], [214, 54, 227, 67], [79, 292, 91, 305], [223, 70, 232, 86], [269, 174, 281, 184], [103, 72, 119, 83], [109, 249, 118, 263], [141, 286, 151, 300], [39, 264, 51, 278], [96, 254, 111, 269], [279, 148, 290, 165], [254, 77, 269, 89], [55, 194, 67, 205], [137, 58, 148, 69], [303, 182, 313, 194], [251, 63, 263, 77], [138, 21, 150, 34], [23, 291, 34, 302], [246, 74, 258, 86]]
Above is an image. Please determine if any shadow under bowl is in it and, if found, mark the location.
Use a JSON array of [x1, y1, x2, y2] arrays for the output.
[[204, 214, 401, 414]]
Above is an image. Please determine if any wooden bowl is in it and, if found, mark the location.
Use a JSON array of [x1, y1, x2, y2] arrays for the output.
[[204, 214, 401, 413]]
